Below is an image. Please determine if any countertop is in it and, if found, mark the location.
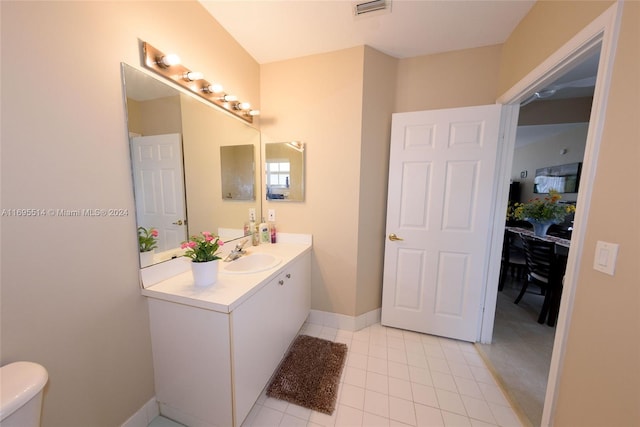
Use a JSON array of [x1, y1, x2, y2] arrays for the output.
[[141, 234, 312, 314]]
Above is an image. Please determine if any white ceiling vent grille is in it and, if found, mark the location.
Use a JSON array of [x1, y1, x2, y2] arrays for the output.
[[354, 0, 390, 16]]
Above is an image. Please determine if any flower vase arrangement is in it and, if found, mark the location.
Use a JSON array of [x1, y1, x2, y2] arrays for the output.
[[138, 226, 158, 267], [512, 190, 576, 237], [181, 231, 224, 287]]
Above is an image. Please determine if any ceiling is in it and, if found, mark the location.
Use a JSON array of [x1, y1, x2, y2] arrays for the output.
[[199, 1, 598, 102], [199, 0, 536, 64]]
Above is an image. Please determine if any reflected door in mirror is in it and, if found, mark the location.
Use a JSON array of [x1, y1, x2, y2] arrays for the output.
[[131, 133, 187, 251]]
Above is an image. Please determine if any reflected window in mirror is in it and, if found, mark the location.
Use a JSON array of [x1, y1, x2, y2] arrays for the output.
[[265, 142, 305, 201]]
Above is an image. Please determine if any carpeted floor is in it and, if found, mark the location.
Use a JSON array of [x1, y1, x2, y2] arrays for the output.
[[266, 335, 348, 415]]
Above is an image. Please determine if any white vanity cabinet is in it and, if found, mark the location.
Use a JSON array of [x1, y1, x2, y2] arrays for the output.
[[231, 254, 311, 423], [145, 246, 311, 427]]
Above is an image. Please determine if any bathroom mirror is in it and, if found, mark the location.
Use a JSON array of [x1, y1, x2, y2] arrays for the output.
[[220, 144, 255, 200], [122, 63, 261, 267], [265, 141, 305, 201]]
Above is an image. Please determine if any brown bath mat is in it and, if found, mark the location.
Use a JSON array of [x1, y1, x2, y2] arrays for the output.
[[266, 335, 348, 415]]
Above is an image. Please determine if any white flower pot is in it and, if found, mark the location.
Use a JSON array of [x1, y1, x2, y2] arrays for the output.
[[191, 260, 219, 287], [139, 250, 155, 268]]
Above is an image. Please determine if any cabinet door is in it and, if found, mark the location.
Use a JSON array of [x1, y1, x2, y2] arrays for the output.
[[148, 299, 233, 427], [231, 277, 282, 425], [230, 252, 312, 426], [280, 253, 311, 349]]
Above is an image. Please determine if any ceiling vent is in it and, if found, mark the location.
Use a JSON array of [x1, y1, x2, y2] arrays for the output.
[[354, 0, 390, 16]]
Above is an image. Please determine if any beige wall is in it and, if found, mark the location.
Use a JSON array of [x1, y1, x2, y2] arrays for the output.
[[395, 44, 503, 112], [518, 97, 592, 126], [499, 1, 640, 426], [260, 43, 502, 317], [355, 47, 397, 316], [498, 1, 614, 95], [132, 96, 183, 136], [0, 1, 259, 426], [260, 47, 365, 316]]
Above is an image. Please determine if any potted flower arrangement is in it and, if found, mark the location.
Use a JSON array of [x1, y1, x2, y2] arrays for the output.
[[138, 226, 158, 267], [512, 190, 576, 236], [181, 231, 224, 287], [138, 226, 159, 252]]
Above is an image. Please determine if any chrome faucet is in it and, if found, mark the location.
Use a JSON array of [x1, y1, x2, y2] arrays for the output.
[[224, 238, 248, 262]]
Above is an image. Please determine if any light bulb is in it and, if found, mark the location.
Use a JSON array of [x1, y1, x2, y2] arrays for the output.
[[238, 102, 251, 110], [248, 110, 260, 116], [159, 54, 180, 67], [183, 71, 204, 81], [222, 95, 238, 102], [204, 83, 224, 94]]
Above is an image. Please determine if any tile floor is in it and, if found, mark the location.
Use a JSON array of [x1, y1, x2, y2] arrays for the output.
[[477, 277, 556, 427], [240, 322, 523, 427]]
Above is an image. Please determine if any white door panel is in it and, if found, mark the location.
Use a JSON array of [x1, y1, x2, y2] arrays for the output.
[[382, 105, 503, 342], [132, 133, 187, 252]]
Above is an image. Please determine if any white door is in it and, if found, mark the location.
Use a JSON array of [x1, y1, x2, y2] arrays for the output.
[[381, 105, 504, 342], [131, 133, 187, 252]]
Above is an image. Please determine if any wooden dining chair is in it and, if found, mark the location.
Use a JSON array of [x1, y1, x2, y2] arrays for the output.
[[516, 236, 562, 325], [498, 230, 526, 291]]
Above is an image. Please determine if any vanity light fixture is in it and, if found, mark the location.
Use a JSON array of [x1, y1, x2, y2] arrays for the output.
[[142, 42, 257, 123]]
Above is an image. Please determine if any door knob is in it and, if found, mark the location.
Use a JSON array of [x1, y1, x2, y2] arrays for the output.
[[172, 219, 184, 226], [389, 233, 404, 241]]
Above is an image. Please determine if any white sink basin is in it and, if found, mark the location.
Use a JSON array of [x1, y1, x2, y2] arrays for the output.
[[221, 253, 282, 274]]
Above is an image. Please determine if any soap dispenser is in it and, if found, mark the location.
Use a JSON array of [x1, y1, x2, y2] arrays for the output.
[[259, 218, 270, 244], [270, 221, 277, 243]]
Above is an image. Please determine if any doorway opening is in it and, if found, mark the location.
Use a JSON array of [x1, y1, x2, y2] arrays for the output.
[[479, 3, 622, 425], [478, 47, 599, 426]]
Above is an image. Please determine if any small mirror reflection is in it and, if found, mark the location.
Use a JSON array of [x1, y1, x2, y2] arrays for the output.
[[220, 144, 255, 200], [265, 141, 305, 201]]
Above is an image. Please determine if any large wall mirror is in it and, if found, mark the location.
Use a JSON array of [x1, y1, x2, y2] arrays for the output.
[[122, 63, 260, 268]]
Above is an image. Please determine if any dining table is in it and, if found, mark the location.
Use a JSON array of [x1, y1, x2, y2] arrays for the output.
[[505, 226, 570, 326]]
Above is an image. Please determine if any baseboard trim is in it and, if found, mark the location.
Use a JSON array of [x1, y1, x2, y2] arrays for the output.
[[121, 397, 159, 427], [307, 308, 381, 331]]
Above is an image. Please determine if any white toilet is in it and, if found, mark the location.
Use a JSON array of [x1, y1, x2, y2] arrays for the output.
[[0, 361, 48, 427]]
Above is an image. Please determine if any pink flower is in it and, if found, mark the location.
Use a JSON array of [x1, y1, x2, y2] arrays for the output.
[[180, 242, 188, 249], [205, 235, 214, 242], [151, 229, 159, 237], [202, 231, 212, 237], [218, 241, 224, 246], [188, 241, 197, 249]]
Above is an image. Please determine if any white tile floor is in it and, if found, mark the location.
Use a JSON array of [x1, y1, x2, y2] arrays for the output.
[[241, 322, 523, 427]]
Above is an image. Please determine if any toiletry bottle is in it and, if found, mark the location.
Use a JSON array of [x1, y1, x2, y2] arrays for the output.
[[270, 222, 277, 243], [259, 218, 270, 244], [250, 220, 259, 246]]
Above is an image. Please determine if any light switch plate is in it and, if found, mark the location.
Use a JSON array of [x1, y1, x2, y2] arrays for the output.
[[268, 209, 276, 222], [249, 208, 256, 221], [593, 240, 619, 276]]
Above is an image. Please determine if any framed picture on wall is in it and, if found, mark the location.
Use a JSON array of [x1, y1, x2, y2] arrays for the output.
[[534, 162, 582, 194]]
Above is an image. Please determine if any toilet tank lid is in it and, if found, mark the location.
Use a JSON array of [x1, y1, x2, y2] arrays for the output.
[[0, 361, 48, 421]]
